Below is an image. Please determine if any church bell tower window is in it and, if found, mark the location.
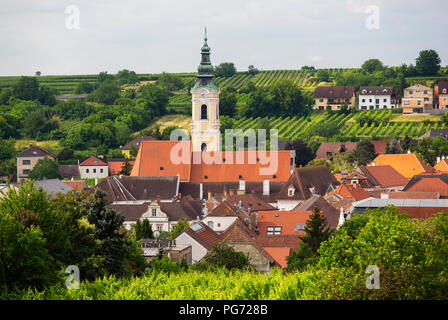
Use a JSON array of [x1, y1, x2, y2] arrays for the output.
[[201, 104, 208, 119]]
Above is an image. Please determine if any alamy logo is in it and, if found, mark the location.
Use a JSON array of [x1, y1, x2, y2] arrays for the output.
[[65, 5, 80, 30], [365, 265, 380, 289], [365, 5, 380, 30], [65, 265, 80, 289]]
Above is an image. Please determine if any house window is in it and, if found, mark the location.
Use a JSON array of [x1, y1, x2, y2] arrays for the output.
[[362, 99, 365, 103], [417, 101, 421, 105], [288, 187, 295, 196], [93, 169, 97, 173], [443, 89, 447, 94], [152, 208, 157, 217], [404, 101, 410, 105], [375, 99, 379, 104], [157, 225, 162, 231], [86, 169, 89, 173], [201, 104, 208, 119], [22, 160, 31, 165], [23, 169, 30, 175], [267, 226, 282, 235], [383, 99, 387, 102], [319, 99, 324, 102], [100, 168, 103, 173]]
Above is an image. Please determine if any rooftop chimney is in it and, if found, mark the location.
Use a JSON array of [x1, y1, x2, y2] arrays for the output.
[[156, 195, 161, 203], [407, 149, 411, 154], [224, 189, 227, 196], [437, 157, 441, 164], [229, 189, 234, 196], [208, 191, 212, 200], [337, 207, 345, 229], [263, 179, 270, 196], [199, 183, 203, 200], [239, 179, 246, 193]]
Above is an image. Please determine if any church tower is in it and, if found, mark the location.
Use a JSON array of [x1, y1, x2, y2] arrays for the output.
[[190, 29, 221, 152]]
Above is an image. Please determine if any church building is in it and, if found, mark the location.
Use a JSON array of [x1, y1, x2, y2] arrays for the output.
[[130, 32, 295, 183]]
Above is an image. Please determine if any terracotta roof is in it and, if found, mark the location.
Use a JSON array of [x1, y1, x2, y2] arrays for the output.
[[189, 151, 292, 183], [79, 156, 108, 166], [258, 210, 313, 236], [294, 195, 340, 229], [184, 222, 221, 250], [108, 160, 135, 175], [387, 191, 440, 199], [58, 165, 80, 179], [403, 174, 448, 197], [314, 86, 355, 98], [276, 166, 338, 200], [434, 159, 448, 172], [121, 136, 156, 150], [63, 180, 86, 192], [334, 183, 371, 201], [327, 197, 355, 212], [220, 219, 258, 243], [369, 154, 435, 179], [130, 141, 293, 183], [130, 141, 192, 180], [263, 247, 291, 269], [207, 201, 239, 217], [96, 176, 178, 202], [18, 145, 56, 159], [360, 165, 409, 189], [397, 207, 448, 220], [371, 140, 402, 154]]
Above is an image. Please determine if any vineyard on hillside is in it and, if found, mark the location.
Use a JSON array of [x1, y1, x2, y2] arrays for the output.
[[231, 109, 446, 141]]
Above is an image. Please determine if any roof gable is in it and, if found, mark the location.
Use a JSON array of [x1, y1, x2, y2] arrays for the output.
[[80, 156, 107, 166], [18, 145, 56, 159]]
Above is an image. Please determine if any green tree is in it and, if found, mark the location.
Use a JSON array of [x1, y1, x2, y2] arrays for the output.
[[214, 62, 237, 77], [300, 207, 334, 254], [361, 59, 384, 73], [248, 65, 259, 76], [317, 69, 330, 82], [287, 242, 318, 271], [115, 69, 139, 85], [170, 219, 189, 239], [138, 83, 169, 117], [140, 219, 153, 239], [88, 80, 121, 105], [385, 139, 401, 154], [120, 159, 133, 175], [203, 242, 250, 270], [0, 138, 17, 162], [74, 80, 94, 94], [28, 157, 61, 180], [219, 87, 237, 117], [349, 140, 377, 165], [82, 189, 129, 276], [284, 140, 315, 167], [12, 76, 40, 101], [416, 49, 441, 75], [156, 72, 184, 91]]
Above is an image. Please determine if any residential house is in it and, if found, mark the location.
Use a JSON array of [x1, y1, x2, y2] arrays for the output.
[[402, 84, 433, 114], [356, 165, 409, 191], [434, 157, 448, 172], [369, 154, 435, 179], [202, 201, 240, 233], [107, 159, 135, 175], [358, 86, 399, 110], [79, 156, 109, 179], [17, 145, 56, 182], [220, 219, 278, 272], [435, 81, 448, 109], [402, 174, 448, 198], [314, 86, 356, 110], [120, 136, 156, 158], [331, 183, 371, 201], [276, 166, 339, 210], [62, 180, 86, 192], [175, 222, 221, 263], [110, 196, 203, 232]]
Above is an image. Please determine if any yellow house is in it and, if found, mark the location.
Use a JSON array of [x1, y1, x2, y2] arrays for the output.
[[402, 84, 433, 114], [314, 86, 356, 111]]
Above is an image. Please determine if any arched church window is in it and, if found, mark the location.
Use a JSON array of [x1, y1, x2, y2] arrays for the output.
[[201, 104, 208, 119], [201, 143, 207, 152]]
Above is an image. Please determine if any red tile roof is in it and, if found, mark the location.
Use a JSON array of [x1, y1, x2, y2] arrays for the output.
[[370, 154, 435, 179], [184, 222, 221, 250], [403, 175, 448, 197], [263, 247, 291, 269], [388, 191, 440, 199], [108, 160, 135, 175], [258, 210, 313, 236], [434, 159, 448, 172], [62, 180, 86, 192], [79, 156, 107, 166], [398, 207, 448, 220], [131, 141, 293, 183], [130, 141, 192, 181], [207, 201, 239, 217], [334, 183, 371, 201], [361, 165, 409, 188]]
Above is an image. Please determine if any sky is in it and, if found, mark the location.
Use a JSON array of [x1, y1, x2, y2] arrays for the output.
[[1, 0, 447, 76]]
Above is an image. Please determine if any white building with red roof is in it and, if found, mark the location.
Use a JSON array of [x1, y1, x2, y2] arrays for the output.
[[79, 156, 109, 179]]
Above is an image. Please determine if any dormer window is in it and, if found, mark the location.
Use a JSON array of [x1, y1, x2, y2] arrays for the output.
[[288, 186, 295, 197], [443, 89, 447, 94], [151, 208, 157, 217], [362, 89, 367, 94], [94, 160, 98, 164], [32, 151, 37, 155]]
